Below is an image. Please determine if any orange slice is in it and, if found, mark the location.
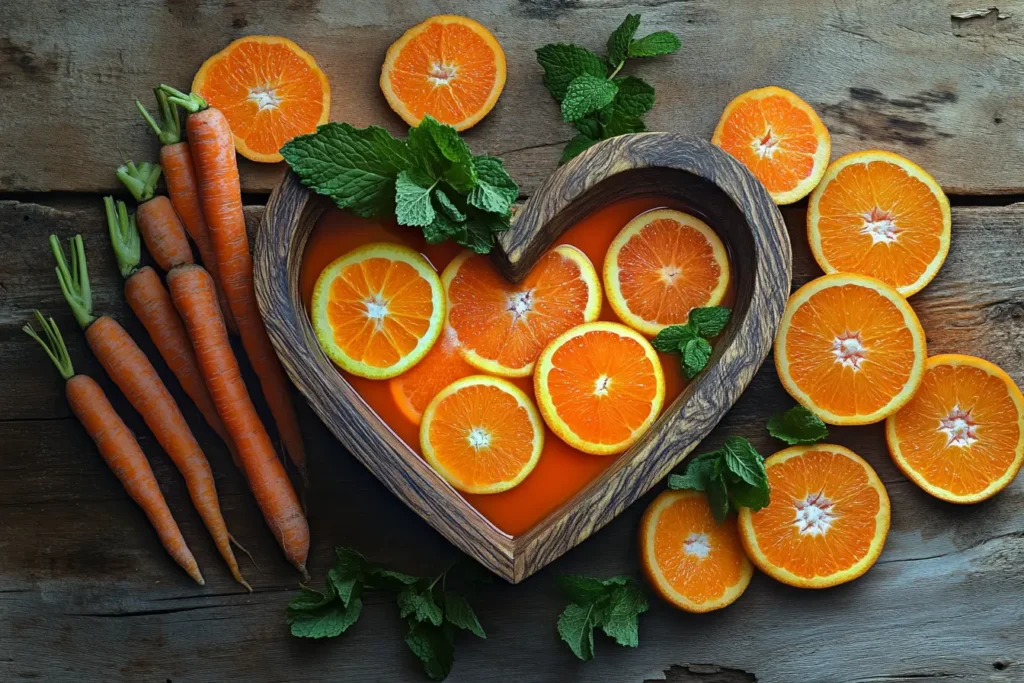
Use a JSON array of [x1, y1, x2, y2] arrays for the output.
[[775, 273, 927, 425], [420, 375, 543, 494], [639, 490, 753, 613], [311, 243, 444, 380], [443, 245, 601, 378], [738, 444, 891, 589], [389, 327, 476, 425], [886, 354, 1024, 503], [604, 209, 730, 337], [192, 35, 330, 163], [535, 321, 665, 455], [808, 150, 952, 297], [380, 15, 506, 131], [711, 86, 831, 205]]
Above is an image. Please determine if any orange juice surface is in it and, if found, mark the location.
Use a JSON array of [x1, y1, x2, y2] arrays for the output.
[[300, 196, 733, 535]]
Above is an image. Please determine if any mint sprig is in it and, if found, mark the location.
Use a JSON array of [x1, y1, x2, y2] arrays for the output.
[[281, 116, 517, 254], [668, 437, 770, 523], [556, 575, 648, 661], [767, 405, 829, 445], [650, 306, 731, 379], [536, 14, 681, 163]]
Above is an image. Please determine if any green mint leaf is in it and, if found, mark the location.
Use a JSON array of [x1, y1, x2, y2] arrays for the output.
[[607, 14, 641, 66], [368, 567, 419, 591], [288, 585, 335, 612], [721, 436, 768, 489], [597, 583, 648, 648], [467, 156, 519, 215], [443, 592, 486, 638], [288, 592, 363, 639], [562, 74, 619, 122], [601, 113, 646, 138], [560, 134, 600, 164], [689, 306, 731, 337], [423, 210, 463, 246], [668, 452, 721, 492], [628, 31, 682, 58], [557, 602, 596, 661], [651, 323, 697, 353], [408, 116, 477, 191], [705, 470, 731, 523], [728, 478, 771, 512], [405, 618, 455, 681], [557, 575, 621, 605], [683, 337, 712, 378], [458, 209, 508, 254], [609, 76, 655, 119], [398, 584, 444, 626], [574, 117, 602, 140], [767, 405, 829, 445], [434, 188, 467, 222], [395, 170, 437, 227], [536, 44, 607, 101], [281, 123, 410, 217], [328, 567, 361, 607]]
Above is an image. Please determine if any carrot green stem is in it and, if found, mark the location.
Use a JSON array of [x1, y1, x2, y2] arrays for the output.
[[49, 234, 95, 329], [116, 160, 162, 203], [137, 87, 182, 146], [158, 84, 208, 113], [23, 310, 75, 381], [105, 196, 141, 279]]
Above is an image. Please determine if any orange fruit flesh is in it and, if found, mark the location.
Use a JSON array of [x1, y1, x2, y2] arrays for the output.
[[391, 328, 476, 424], [814, 159, 946, 291], [784, 282, 919, 419], [300, 197, 732, 535]]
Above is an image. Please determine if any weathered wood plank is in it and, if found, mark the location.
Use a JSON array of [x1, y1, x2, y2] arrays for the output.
[[3, 1, 1024, 195], [1, 198, 1022, 681]]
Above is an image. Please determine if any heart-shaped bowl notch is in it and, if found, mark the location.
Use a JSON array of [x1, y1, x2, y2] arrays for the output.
[[255, 132, 791, 583]]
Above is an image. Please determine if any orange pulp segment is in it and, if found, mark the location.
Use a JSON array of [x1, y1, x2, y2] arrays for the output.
[[443, 245, 602, 377], [380, 15, 506, 131], [640, 490, 753, 612], [886, 354, 1024, 503], [192, 35, 330, 163], [389, 327, 477, 425], [311, 242, 444, 379], [604, 209, 730, 337], [712, 86, 831, 205], [775, 273, 927, 425], [420, 375, 543, 494], [808, 150, 951, 297], [738, 444, 891, 589], [535, 321, 665, 455]]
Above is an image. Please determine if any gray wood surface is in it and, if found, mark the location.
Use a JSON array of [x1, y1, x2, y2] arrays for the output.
[[2, 198, 1022, 682], [3, 1, 1024, 196]]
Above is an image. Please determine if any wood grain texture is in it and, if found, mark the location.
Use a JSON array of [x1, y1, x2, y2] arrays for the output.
[[1, 199, 1023, 681], [253, 134, 791, 582], [3, 0, 1024, 196]]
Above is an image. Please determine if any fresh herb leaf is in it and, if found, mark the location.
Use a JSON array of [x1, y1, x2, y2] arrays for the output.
[[669, 437, 770, 523], [667, 452, 719, 492], [398, 583, 445, 627], [556, 574, 626, 604], [558, 602, 597, 661], [443, 592, 486, 638], [467, 156, 519, 215], [627, 31, 682, 58], [405, 618, 455, 681], [556, 575, 648, 661], [288, 584, 335, 612], [607, 14, 641, 66], [767, 405, 829, 445], [704, 470, 731, 523], [652, 307, 730, 378], [395, 169, 438, 227], [434, 188, 467, 222], [562, 74, 619, 122], [560, 134, 600, 163], [288, 591, 363, 638], [689, 306, 732, 337], [608, 77, 655, 118], [408, 116, 478, 191], [536, 44, 607, 101], [721, 436, 768, 488], [728, 478, 771, 511], [651, 324, 697, 353], [682, 337, 712, 378], [369, 567, 420, 591], [597, 584, 647, 648]]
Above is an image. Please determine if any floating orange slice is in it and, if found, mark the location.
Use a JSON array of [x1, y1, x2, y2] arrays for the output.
[[420, 375, 543, 494], [192, 35, 330, 163], [886, 354, 1024, 503], [738, 444, 891, 589], [311, 243, 444, 379], [808, 151, 952, 297], [389, 327, 476, 425], [535, 321, 665, 455], [604, 209, 730, 337], [711, 86, 831, 205], [380, 15, 506, 131], [775, 273, 926, 425], [640, 490, 753, 613], [443, 245, 601, 378]]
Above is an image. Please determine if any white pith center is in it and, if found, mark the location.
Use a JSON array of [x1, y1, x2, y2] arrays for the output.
[[793, 492, 836, 536], [659, 265, 682, 285], [753, 129, 780, 159], [594, 375, 612, 396], [683, 532, 711, 559], [832, 331, 866, 370], [861, 207, 900, 245], [248, 85, 281, 111], [507, 290, 533, 322], [428, 61, 458, 86], [939, 406, 978, 448], [467, 427, 491, 450], [364, 295, 389, 327]]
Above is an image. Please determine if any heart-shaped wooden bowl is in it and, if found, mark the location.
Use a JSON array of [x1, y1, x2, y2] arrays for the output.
[[254, 133, 790, 583]]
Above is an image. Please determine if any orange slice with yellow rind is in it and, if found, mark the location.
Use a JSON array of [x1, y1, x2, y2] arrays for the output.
[[886, 354, 1024, 503], [604, 209, 730, 338], [443, 245, 602, 378], [420, 375, 543, 494], [380, 15, 506, 131], [711, 86, 831, 205], [535, 321, 665, 455], [775, 273, 927, 426], [640, 489, 753, 613], [311, 243, 444, 380], [808, 150, 952, 297], [738, 444, 891, 589], [192, 35, 330, 163]]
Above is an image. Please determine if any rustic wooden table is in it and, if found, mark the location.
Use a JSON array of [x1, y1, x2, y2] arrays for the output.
[[2, 2, 1023, 682]]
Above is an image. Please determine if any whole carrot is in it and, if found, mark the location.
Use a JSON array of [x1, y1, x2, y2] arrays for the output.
[[116, 161, 193, 271], [167, 263, 309, 577], [137, 88, 237, 333], [24, 311, 203, 585], [162, 85, 306, 479], [50, 234, 249, 590]]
